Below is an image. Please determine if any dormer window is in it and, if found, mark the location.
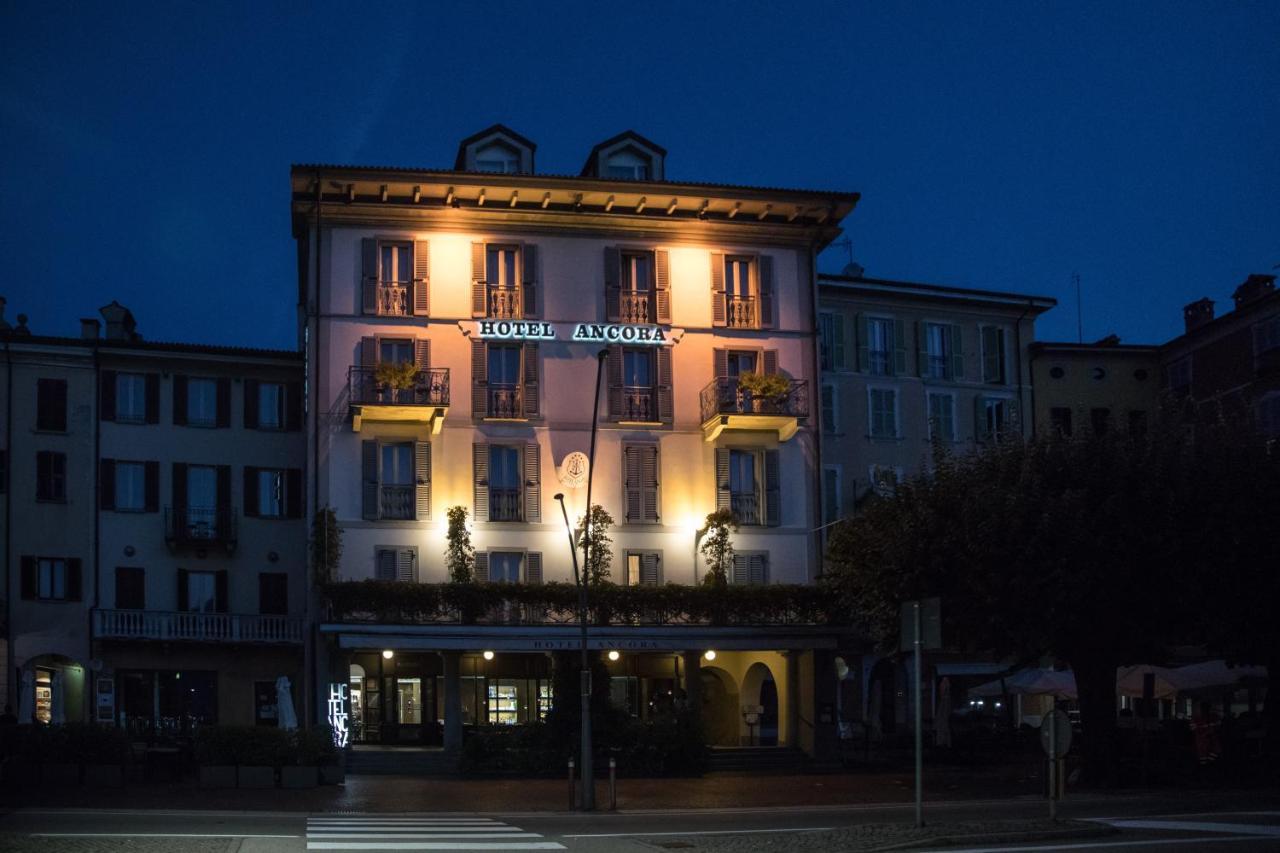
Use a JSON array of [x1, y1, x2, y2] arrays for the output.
[[582, 131, 666, 180], [605, 149, 651, 180], [475, 142, 520, 174]]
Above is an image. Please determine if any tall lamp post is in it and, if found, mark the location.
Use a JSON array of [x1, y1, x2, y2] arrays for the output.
[[553, 348, 607, 811]]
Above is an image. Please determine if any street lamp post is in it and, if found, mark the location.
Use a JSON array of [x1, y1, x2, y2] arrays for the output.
[[553, 348, 607, 811]]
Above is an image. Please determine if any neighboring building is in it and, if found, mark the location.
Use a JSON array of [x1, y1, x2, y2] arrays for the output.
[[1161, 274, 1280, 438], [294, 126, 860, 756], [816, 274, 1056, 519], [2, 303, 307, 729], [1029, 337, 1162, 440]]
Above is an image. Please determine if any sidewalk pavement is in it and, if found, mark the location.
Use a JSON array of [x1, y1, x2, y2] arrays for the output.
[[1, 764, 1046, 812]]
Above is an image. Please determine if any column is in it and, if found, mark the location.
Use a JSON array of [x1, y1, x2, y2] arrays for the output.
[[682, 651, 702, 722], [441, 651, 463, 753], [784, 650, 801, 748]]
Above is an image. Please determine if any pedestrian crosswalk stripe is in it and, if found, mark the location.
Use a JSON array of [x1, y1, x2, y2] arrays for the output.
[[305, 816, 565, 851]]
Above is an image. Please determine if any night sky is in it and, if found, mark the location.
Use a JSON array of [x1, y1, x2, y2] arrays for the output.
[[2, 1, 1277, 350]]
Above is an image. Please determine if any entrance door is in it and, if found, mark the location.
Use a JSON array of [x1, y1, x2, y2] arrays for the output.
[[759, 679, 779, 745]]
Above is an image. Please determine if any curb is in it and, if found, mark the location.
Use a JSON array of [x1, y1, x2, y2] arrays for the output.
[[862, 822, 1118, 852]]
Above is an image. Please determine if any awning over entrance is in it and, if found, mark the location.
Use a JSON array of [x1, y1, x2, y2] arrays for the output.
[[321, 622, 847, 652]]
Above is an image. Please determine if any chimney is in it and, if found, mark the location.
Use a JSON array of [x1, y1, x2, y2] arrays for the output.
[[1231, 274, 1276, 311], [1183, 298, 1215, 334], [0, 297, 10, 332], [80, 318, 101, 339], [98, 300, 139, 341]]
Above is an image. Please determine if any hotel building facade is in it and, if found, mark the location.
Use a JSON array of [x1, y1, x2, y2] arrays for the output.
[[296, 127, 860, 756]]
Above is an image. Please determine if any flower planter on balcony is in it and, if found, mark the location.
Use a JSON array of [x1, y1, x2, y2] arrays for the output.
[[237, 765, 276, 789], [199, 764, 237, 788], [280, 765, 318, 789], [349, 366, 450, 433]]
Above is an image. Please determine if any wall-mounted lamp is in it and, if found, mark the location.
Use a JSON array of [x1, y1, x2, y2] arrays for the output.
[[704, 650, 716, 662], [607, 650, 620, 662], [382, 649, 394, 660], [482, 650, 495, 661]]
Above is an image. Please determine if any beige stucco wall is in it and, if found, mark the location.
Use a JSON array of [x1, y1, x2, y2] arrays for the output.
[[1029, 346, 1162, 436]]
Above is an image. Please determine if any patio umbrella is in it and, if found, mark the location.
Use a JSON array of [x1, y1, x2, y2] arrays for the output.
[[1116, 665, 1181, 699], [51, 671, 65, 725], [276, 676, 298, 731], [970, 668, 1078, 699], [1171, 660, 1267, 692], [18, 669, 33, 724]]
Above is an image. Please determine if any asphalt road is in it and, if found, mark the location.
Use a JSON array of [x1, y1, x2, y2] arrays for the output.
[[1, 793, 1278, 852]]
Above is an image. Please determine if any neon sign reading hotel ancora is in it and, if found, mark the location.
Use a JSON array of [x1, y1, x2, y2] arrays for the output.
[[475, 320, 671, 344]]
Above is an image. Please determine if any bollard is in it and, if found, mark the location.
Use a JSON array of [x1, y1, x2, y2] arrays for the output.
[[568, 757, 576, 811], [608, 757, 617, 811]]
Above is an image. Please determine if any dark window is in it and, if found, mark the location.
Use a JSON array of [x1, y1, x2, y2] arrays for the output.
[[36, 451, 66, 501], [258, 573, 288, 615], [115, 567, 145, 610], [36, 378, 68, 431], [1091, 407, 1111, 436], [21, 557, 80, 601], [1128, 410, 1148, 437], [1050, 407, 1073, 437]]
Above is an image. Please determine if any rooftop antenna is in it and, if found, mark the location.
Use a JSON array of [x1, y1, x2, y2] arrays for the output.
[[1073, 272, 1083, 344], [831, 236, 854, 268]]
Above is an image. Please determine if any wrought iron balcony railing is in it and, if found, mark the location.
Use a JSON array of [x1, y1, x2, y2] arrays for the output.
[[94, 609, 303, 643], [379, 485, 415, 519], [608, 288, 652, 323], [731, 492, 761, 525], [621, 386, 656, 422], [164, 505, 237, 551], [348, 366, 450, 407], [488, 488, 523, 522], [486, 384, 523, 419], [376, 281, 410, 316], [488, 285, 521, 319], [699, 377, 809, 423], [725, 295, 757, 328]]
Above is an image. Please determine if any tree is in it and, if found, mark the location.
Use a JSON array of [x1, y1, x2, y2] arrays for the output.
[[824, 424, 1260, 785], [576, 504, 615, 585], [310, 506, 342, 583], [444, 505, 475, 584], [699, 508, 739, 588]]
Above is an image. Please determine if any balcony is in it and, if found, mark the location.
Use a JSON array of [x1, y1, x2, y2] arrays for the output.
[[699, 377, 809, 442], [488, 285, 521, 319], [485, 383, 524, 420], [375, 281, 410, 316], [164, 506, 237, 553], [608, 288, 652, 324], [380, 484, 415, 519], [730, 492, 761, 526], [726, 295, 757, 329], [620, 386, 657, 423], [94, 609, 303, 644], [348, 366, 450, 433], [488, 488, 523, 522]]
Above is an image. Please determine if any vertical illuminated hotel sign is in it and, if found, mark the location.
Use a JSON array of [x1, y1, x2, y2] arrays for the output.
[[327, 683, 350, 748], [474, 320, 672, 344]]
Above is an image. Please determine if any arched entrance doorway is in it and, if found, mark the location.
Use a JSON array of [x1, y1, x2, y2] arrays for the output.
[[699, 667, 740, 746], [739, 662, 779, 745], [18, 654, 86, 724]]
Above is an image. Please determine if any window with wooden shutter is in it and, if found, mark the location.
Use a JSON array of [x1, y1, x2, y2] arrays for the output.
[[100, 459, 116, 510], [710, 251, 726, 326], [714, 448, 731, 512], [67, 558, 83, 601], [948, 325, 964, 380], [172, 375, 188, 425], [471, 339, 488, 418], [604, 246, 621, 322], [731, 552, 768, 585], [100, 370, 117, 421], [607, 345, 624, 420], [473, 443, 489, 522], [215, 378, 231, 428], [893, 318, 908, 376], [375, 548, 396, 581], [654, 250, 671, 323], [764, 449, 781, 527], [713, 348, 729, 379], [656, 348, 673, 423], [413, 239, 430, 316], [758, 255, 775, 328], [20, 556, 37, 599], [362, 238, 379, 314], [623, 444, 660, 524], [244, 379, 260, 428], [215, 570, 228, 613], [763, 350, 779, 376], [145, 461, 159, 512], [398, 548, 417, 582], [525, 552, 543, 584], [522, 344, 539, 418], [474, 551, 490, 582], [521, 243, 538, 319], [471, 242, 487, 317], [414, 441, 431, 522], [523, 442, 541, 523], [286, 468, 302, 518], [243, 466, 260, 516], [362, 440, 379, 520]]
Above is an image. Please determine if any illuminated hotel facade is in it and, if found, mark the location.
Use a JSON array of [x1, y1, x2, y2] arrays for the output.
[[294, 127, 859, 758]]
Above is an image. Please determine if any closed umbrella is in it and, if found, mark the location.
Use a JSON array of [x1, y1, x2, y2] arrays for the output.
[[51, 671, 65, 725], [276, 676, 298, 731], [18, 669, 33, 724]]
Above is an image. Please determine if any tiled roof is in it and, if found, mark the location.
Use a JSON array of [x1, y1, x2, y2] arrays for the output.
[[1, 333, 300, 360]]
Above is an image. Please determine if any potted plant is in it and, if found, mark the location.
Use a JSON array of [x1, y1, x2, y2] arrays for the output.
[[235, 727, 284, 789], [79, 724, 129, 788], [280, 728, 319, 789], [374, 360, 419, 400], [194, 726, 236, 787], [736, 372, 791, 413]]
